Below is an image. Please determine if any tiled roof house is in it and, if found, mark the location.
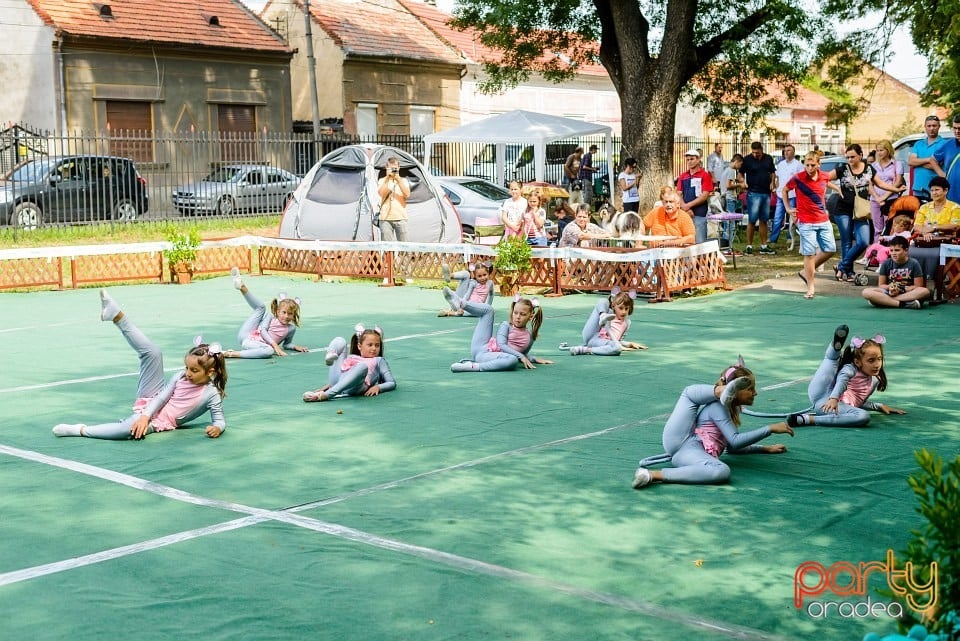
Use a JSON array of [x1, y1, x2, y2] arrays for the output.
[[260, 0, 464, 136], [0, 0, 293, 143]]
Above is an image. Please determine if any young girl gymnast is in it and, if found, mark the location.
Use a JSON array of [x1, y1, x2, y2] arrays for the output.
[[52, 290, 228, 440], [786, 325, 904, 427], [302, 325, 396, 402], [559, 289, 647, 356], [632, 359, 793, 488], [223, 267, 308, 358], [445, 294, 553, 372], [438, 260, 494, 317]]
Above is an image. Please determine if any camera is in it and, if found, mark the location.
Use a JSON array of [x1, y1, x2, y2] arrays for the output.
[[388, 167, 399, 175]]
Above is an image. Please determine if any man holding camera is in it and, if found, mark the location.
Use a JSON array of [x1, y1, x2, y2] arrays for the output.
[[377, 157, 412, 242]]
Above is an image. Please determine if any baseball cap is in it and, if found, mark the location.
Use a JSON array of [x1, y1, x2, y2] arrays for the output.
[[684, 148, 700, 157], [588, 144, 598, 151], [925, 115, 941, 123]]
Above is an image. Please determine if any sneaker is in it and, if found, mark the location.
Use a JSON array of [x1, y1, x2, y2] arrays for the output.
[[99, 289, 120, 322], [904, 300, 922, 310], [632, 467, 652, 489], [230, 267, 243, 290], [855, 257, 869, 266], [598, 312, 616, 328], [52, 423, 85, 437], [744, 245, 754, 255], [450, 360, 478, 373], [324, 351, 339, 366], [558, 342, 570, 351], [442, 286, 461, 310], [441, 263, 451, 282], [759, 245, 776, 255]]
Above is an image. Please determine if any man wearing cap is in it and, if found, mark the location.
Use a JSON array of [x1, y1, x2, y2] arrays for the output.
[[675, 148, 714, 243], [740, 141, 777, 255], [908, 115, 947, 202]]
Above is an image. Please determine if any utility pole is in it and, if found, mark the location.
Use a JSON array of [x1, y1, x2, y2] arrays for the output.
[[303, 0, 322, 142]]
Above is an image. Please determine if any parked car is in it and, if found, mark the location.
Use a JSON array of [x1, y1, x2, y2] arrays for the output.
[[1, 155, 148, 229], [172, 165, 299, 216], [435, 176, 557, 241]]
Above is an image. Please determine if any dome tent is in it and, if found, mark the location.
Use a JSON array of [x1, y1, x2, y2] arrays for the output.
[[279, 144, 461, 242]]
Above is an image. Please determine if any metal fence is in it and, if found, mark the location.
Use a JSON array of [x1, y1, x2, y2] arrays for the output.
[[0, 123, 896, 237]]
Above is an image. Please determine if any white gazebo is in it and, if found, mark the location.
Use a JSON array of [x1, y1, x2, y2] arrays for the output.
[[424, 110, 615, 196]]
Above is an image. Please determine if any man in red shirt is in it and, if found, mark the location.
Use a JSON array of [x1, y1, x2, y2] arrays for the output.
[[675, 148, 714, 243], [783, 152, 836, 299]]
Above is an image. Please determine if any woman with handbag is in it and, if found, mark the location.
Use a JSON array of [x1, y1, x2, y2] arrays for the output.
[[831, 144, 905, 282]]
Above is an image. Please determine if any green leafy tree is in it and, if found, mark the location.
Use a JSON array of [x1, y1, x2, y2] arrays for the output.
[[451, 0, 884, 206]]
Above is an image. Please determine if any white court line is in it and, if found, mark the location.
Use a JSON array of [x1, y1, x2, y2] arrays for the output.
[[0, 321, 77, 334], [0, 443, 784, 641]]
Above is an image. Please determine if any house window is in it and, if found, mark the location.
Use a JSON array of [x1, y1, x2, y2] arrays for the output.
[[106, 101, 153, 162], [410, 107, 435, 136], [218, 104, 257, 163], [356, 104, 378, 139]]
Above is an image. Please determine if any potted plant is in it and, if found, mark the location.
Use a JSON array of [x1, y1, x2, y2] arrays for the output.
[[163, 225, 201, 284], [492, 234, 532, 296]]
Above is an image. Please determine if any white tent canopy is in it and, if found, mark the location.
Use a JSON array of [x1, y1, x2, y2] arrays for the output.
[[424, 110, 615, 197]]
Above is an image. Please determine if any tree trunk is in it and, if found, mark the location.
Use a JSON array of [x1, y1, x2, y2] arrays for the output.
[[621, 79, 681, 211]]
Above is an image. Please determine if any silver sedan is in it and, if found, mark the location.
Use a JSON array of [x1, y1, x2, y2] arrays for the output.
[[172, 165, 299, 216]]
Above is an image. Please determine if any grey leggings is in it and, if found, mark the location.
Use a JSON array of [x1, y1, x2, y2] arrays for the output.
[[807, 343, 871, 427], [638, 385, 731, 484], [463, 301, 522, 371], [323, 337, 370, 397], [580, 299, 621, 356], [82, 315, 164, 439], [233, 290, 276, 359]]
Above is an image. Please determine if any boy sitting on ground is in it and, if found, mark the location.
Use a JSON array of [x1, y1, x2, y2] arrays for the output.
[[861, 236, 931, 309]]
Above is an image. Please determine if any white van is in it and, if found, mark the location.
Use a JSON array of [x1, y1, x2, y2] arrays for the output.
[[464, 143, 579, 185]]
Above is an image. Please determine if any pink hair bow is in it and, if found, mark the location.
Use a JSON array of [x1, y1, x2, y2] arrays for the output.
[[851, 334, 885, 348]]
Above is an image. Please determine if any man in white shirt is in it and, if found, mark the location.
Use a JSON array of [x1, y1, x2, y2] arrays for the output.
[[770, 144, 803, 245], [706, 143, 724, 190]]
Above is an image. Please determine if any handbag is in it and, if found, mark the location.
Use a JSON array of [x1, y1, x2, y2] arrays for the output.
[[853, 193, 872, 220]]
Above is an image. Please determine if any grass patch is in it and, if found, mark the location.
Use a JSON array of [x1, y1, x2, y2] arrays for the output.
[[0, 216, 281, 248]]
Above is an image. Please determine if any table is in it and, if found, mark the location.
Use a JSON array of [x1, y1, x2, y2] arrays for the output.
[[937, 243, 960, 301], [707, 212, 745, 267], [593, 235, 678, 250]]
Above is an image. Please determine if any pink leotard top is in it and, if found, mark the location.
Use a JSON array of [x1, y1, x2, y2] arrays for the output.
[[133, 378, 206, 432], [694, 421, 726, 458], [342, 355, 379, 385], [599, 319, 627, 342], [486, 326, 531, 354], [469, 282, 490, 303], [840, 370, 874, 408], [251, 318, 288, 344]]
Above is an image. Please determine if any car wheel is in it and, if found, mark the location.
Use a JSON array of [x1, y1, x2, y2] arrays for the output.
[[12, 202, 42, 230], [112, 198, 138, 221], [216, 195, 235, 216]]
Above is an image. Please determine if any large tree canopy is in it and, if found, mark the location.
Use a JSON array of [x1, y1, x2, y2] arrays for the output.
[[451, 0, 886, 207]]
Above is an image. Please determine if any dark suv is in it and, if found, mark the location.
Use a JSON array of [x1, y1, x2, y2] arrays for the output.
[[1, 155, 149, 229]]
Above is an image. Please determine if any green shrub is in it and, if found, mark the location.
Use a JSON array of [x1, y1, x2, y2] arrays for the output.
[[493, 234, 532, 273], [892, 449, 960, 635]]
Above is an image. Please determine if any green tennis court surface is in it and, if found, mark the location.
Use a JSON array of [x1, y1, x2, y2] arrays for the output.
[[2, 276, 957, 640]]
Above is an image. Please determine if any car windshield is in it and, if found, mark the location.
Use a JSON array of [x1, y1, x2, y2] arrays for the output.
[[459, 180, 510, 200], [3, 160, 52, 183], [203, 167, 244, 183]]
